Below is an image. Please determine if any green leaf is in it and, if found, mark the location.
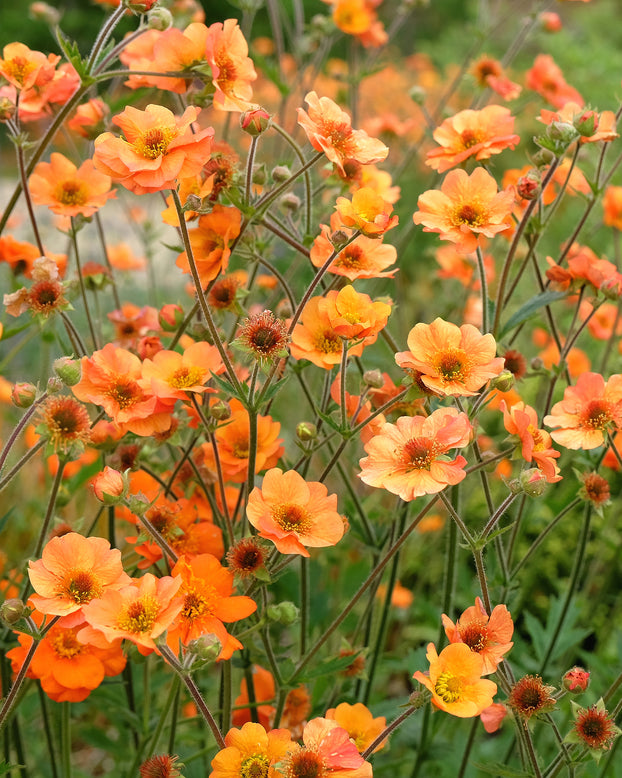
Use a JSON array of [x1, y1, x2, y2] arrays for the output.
[[498, 291, 568, 339], [0, 761, 24, 775], [257, 374, 289, 406]]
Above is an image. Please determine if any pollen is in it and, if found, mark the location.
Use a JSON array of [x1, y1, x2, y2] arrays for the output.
[[460, 129, 482, 149], [54, 180, 88, 206], [434, 671, 464, 703], [107, 379, 141, 410], [240, 754, 270, 778], [459, 622, 488, 652], [402, 438, 435, 470], [335, 245, 363, 270], [453, 203, 484, 227], [117, 595, 159, 634], [286, 749, 326, 778], [50, 628, 84, 659], [314, 330, 342, 354], [181, 583, 215, 622], [272, 504, 312, 533], [434, 348, 469, 382], [62, 569, 103, 604], [135, 126, 176, 159], [3, 56, 36, 85], [168, 366, 204, 390], [582, 400, 612, 429]]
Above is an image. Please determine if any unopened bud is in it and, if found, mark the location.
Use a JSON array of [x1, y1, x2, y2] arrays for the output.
[[11, 382, 37, 408], [240, 107, 271, 136], [183, 193, 203, 213], [92, 466, 127, 504], [408, 689, 432, 709], [159, 303, 185, 331], [252, 164, 267, 186], [29, 1, 61, 25], [186, 633, 222, 663], [0, 598, 27, 626], [547, 121, 579, 145], [490, 369, 514, 393], [601, 276, 622, 300], [533, 148, 556, 168], [53, 356, 82, 386], [574, 111, 597, 138], [147, 7, 172, 30], [516, 171, 541, 201], [530, 357, 545, 372], [46, 376, 64, 394], [267, 601, 299, 625], [563, 667, 590, 694], [363, 369, 384, 389], [0, 97, 16, 122], [539, 11, 562, 33], [124, 0, 159, 12], [137, 336, 163, 360], [210, 400, 231, 421], [296, 422, 317, 441], [519, 468, 547, 497], [330, 230, 349, 248], [279, 193, 300, 213], [271, 165, 291, 183], [409, 85, 426, 105]]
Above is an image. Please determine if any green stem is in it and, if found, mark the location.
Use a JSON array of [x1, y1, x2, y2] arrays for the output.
[[61, 702, 71, 778], [361, 704, 419, 760], [70, 218, 100, 349], [86, 4, 127, 72], [15, 141, 44, 255], [245, 136, 259, 204], [300, 556, 309, 657], [476, 245, 489, 333]]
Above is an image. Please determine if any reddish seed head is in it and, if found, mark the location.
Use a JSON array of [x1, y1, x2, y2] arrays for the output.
[[503, 349, 527, 380], [574, 703, 618, 750], [580, 473, 610, 507], [226, 537, 269, 578], [508, 675, 556, 719], [139, 754, 183, 778], [237, 310, 290, 362]]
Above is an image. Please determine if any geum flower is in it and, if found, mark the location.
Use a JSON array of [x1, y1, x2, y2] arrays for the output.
[[297, 91, 388, 175], [28, 532, 131, 626], [335, 187, 398, 237], [413, 642, 497, 717], [425, 106, 520, 174], [395, 317, 505, 397], [204, 19, 257, 111], [0, 42, 58, 90], [290, 296, 365, 370], [471, 56, 522, 101], [544, 372, 622, 449], [538, 102, 618, 144], [413, 167, 514, 254], [501, 400, 562, 483], [166, 554, 256, 660], [526, 54, 584, 109], [246, 468, 345, 556], [442, 597, 514, 675], [93, 104, 214, 194], [28, 152, 116, 217], [141, 341, 225, 403], [175, 204, 242, 287], [358, 408, 472, 501], [283, 717, 373, 778], [210, 722, 296, 778], [325, 702, 387, 754]]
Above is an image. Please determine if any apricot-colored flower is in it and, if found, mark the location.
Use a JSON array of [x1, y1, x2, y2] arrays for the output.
[[335, 187, 398, 237], [544, 372, 622, 449], [166, 554, 256, 659], [414, 168, 514, 254], [327, 0, 388, 48], [210, 722, 296, 778], [310, 212, 397, 280], [232, 665, 276, 729], [72, 343, 173, 436], [434, 245, 495, 289], [28, 532, 131, 623], [358, 409, 472, 501], [247, 468, 345, 556], [285, 717, 372, 778], [500, 400, 562, 483], [93, 104, 214, 195], [175, 204, 242, 286], [538, 102, 618, 144], [442, 597, 513, 675], [67, 97, 109, 139], [141, 342, 224, 403], [325, 703, 387, 753], [322, 285, 391, 342], [79, 573, 183, 653], [426, 106, 519, 173], [526, 54, 584, 109], [291, 296, 363, 370], [107, 303, 159, 348], [205, 19, 257, 111], [28, 152, 116, 217], [107, 243, 146, 271], [7, 613, 126, 703], [471, 56, 522, 101], [395, 318, 505, 396], [604, 186, 622, 230], [0, 42, 58, 90], [298, 92, 388, 175], [480, 703, 508, 733], [413, 642, 497, 717]]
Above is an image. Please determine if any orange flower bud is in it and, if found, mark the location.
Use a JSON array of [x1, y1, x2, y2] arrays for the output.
[[92, 466, 127, 503]]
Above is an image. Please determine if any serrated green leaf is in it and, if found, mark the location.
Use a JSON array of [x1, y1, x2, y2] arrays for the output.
[[498, 291, 568, 339], [0, 761, 24, 775], [257, 374, 289, 406]]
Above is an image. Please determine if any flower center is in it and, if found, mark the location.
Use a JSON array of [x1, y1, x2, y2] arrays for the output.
[[135, 126, 176, 159], [460, 129, 482, 149], [336, 245, 363, 270], [29, 280, 64, 312], [434, 348, 469, 382], [181, 584, 215, 621], [55, 180, 88, 206], [459, 622, 488, 652], [107, 379, 141, 410], [527, 424, 547, 451], [576, 709, 613, 748], [117, 595, 159, 634], [272, 504, 311, 533], [3, 56, 36, 85], [232, 436, 250, 459], [49, 628, 84, 659], [402, 438, 435, 470], [434, 671, 464, 703], [314, 330, 342, 354], [287, 750, 325, 778], [63, 569, 102, 604], [240, 754, 270, 778], [169, 365, 204, 389], [453, 203, 484, 227], [582, 399, 612, 429]]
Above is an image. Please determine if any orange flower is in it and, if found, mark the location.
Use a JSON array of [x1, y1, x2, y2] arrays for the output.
[[0, 42, 58, 90], [205, 19, 257, 111], [297, 92, 388, 175], [325, 703, 387, 753], [413, 642, 497, 717], [526, 54, 584, 109], [603, 186, 622, 230], [232, 665, 276, 729], [434, 245, 495, 289], [175, 204, 242, 286], [141, 342, 224, 403], [79, 573, 183, 653], [210, 722, 295, 778], [413, 168, 514, 254], [538, 102, 618, 144], [93, 104, 214, 195], [0, 235, 42, 277], [500, 400, 562, 483], [167, 554, 256, 659], [107, 303, 159, 348], [358, 409, 472, 500], [335, 187, 398, 238], [6, 613, 126, 703], [28, 152, 115, 217], [544, 372, 622, 449], [67, 97, 110, 139], [310, 213, 397, 280], [290, 296, 363, 370], [425, 106, 519, 173], [284, 717, 372, 778], [330, 376, 386, 445], [327, 0, 388, 48], [209, 399, 283, 483], [107, 243, 146, 271], [395, 318, 505, 396], [322, 285, 391, 342], [28, 532, 131, 623], [247, 468, 345, 556], [471, 56, 522, 101], [442, 597, 513, 675], [72, 343, 173, 436]]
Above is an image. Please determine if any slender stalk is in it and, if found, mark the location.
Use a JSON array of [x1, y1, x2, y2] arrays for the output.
[[476, 245, 489, 333], [70, 218, 100, 349], [0, 392, 47, 477], [246, 364, 260, 497], [361, 705, 420, 760], [0, 439, 46, 493], [86, 4, 127, 71], [61, 702, 72, 778], [457, 719, 479, 778], [15, 142, 44, 255], [60, 312, 88, 357], [33, 458, 67, 558], [245, 136, 260, 204], [300, 556, 309, 657]]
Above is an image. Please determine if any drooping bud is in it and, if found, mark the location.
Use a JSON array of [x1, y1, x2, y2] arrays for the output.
[[363, 369, 384, 389], [563, 667, 590, 694], [490, 369, 514, 393], [516, 170, 541, 201], [210, 399, 231, 421], [29, 2, 62, 25], [267, 601, 299, 625], [271, 165, 291, 183], [53, 356, 82, 386], [11, 382, 37, 408], [279, 193, 301, 213], [46, 376, 64, 394], [147, 7, 173, 30], [240, 106, 271, 136], [0, 598, 28, 626], [296, 422, 317, 441], [92, 466, 127, 504]]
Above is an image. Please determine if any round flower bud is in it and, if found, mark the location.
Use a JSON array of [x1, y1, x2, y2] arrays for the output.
[[363, 369, 384, 389], [516, 171, 541, 201], [271, 165, 291, 183], [240, 107, 271, 136], [330, 230, 350, 249], [186, 633, 222, 663], [183, 193, 203, 213], [574, 111, 597, 138], [124, 0, 159, 12], [533, 148, 556, 168], [210, 400, 231, 421], [53, 356, 82, 386], [252, 164, 267, 186], [530, 357, 545, 372], [92, 466, 127, 504], [279, 193, 301, 213], [0, 598, 27, 626], [539, 11, 562, 33], [46, 376, 64, 394], [409, 85, 426, 105], [546, 121, 580, 146], [563, 667, 590, 694], [0, 96, 16, 122], [159, 304, 185, 332], [519, 468, 547, 497], [267, 601, 299, 625], [29, 2, 62, 25], [490, 369, 514, 393], [296, 422, 318, 441], [11, 382, 37, 408], [600, 276, 622, 300], [147, 7, 173, 30]]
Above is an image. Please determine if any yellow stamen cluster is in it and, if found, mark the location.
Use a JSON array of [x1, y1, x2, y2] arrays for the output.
[[117, 595, 159, 634]]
